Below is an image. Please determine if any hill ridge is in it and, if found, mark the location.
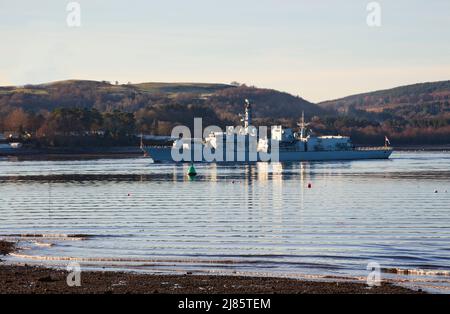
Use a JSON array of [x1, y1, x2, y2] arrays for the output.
[[319, 80, 450, 112]]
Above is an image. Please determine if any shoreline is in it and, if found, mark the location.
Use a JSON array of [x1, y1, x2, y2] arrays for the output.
[[0, 146, 143, 159], [0, 241, 423, 294], [392, 145, 450, 151], [1, 144, 450, 160]]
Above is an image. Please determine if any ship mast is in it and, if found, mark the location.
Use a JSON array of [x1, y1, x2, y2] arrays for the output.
[[244, 99, 252, 130], [298, 111, 309, 140], [240, 99, 252, 134]]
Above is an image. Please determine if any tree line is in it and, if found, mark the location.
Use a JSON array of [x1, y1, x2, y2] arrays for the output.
[[2, 106, 450, 147], [1, 80, 450, 147], [1, 108, 134, 136]]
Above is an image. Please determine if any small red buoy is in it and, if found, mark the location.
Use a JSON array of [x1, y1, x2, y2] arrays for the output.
[[128, 193, 131, 196], [307, 183, 312, 188]]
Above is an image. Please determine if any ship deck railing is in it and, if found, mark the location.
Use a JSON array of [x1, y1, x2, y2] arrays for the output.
[[355, 146, 393, 151]]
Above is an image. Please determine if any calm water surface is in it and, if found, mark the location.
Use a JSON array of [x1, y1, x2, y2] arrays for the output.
[[0, 151, 449, 292]]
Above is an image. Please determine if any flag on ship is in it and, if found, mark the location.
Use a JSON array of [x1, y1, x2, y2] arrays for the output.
[[385, 136, 391, 146]]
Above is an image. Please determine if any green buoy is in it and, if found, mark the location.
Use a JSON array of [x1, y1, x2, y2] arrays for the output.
[[187, 163, 197, 177]]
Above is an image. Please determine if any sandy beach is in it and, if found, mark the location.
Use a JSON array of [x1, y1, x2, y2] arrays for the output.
[[0, 241, 422, 294]]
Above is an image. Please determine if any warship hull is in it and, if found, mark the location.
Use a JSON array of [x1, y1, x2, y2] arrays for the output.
[[145, 147, 392, 163]]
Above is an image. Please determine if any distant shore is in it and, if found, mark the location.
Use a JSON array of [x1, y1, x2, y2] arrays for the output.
[[0, 146, 143, 159], [1, 144, 449, 159], [0, 241, 422, 294], [393, 144, 450, 151]]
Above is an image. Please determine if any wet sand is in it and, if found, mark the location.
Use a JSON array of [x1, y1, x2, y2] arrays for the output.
[[0, 241, 422, 294]]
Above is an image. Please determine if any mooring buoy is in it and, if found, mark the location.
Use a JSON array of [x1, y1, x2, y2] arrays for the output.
[[187, 164, 197, 177]]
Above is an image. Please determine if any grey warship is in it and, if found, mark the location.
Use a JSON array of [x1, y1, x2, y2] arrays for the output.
[[143, 100, 393, 162]]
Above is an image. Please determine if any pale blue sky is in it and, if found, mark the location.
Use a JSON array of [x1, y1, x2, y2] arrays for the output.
[[0, 0, 449, 102]]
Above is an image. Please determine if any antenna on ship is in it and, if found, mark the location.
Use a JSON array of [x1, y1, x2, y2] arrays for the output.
[[244, 99, 252, 130], [239, 99, 253, 135], [140, 133, 149, 157]]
